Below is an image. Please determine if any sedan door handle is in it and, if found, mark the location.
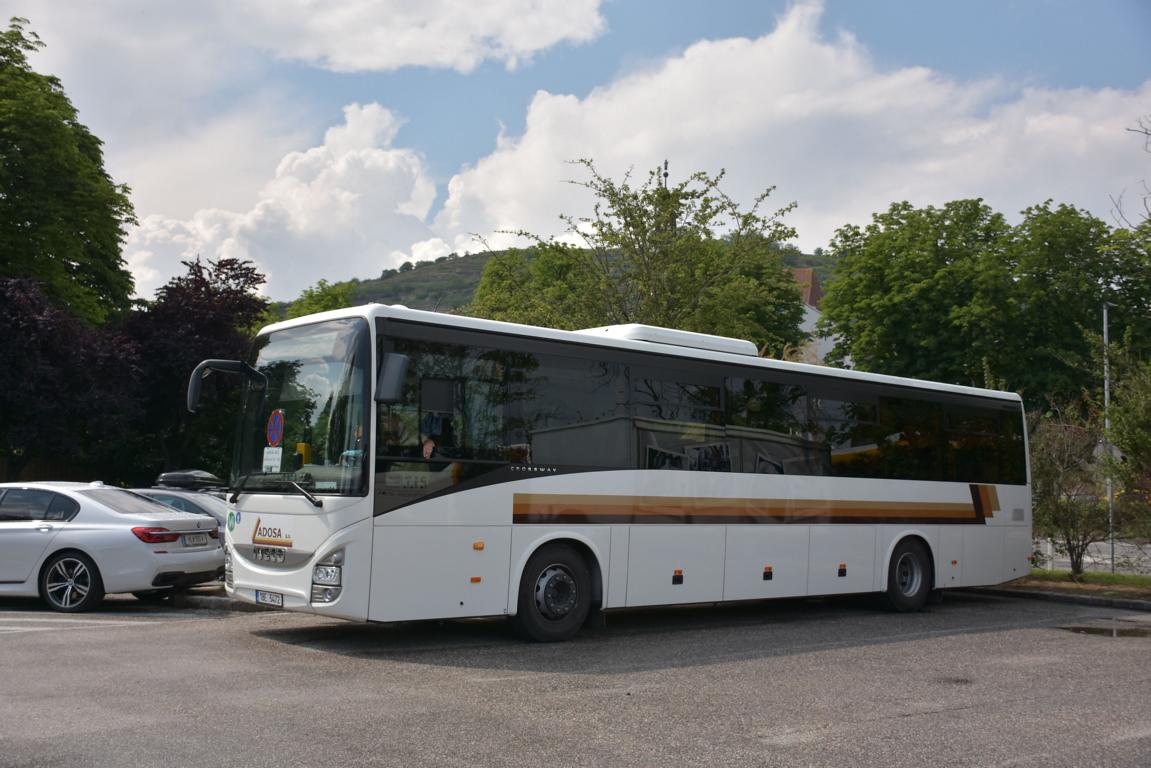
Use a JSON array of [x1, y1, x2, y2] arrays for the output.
[[36, 524, 54, 532]]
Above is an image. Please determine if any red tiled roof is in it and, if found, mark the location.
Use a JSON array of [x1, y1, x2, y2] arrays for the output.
[[790, 267, 822, 309]]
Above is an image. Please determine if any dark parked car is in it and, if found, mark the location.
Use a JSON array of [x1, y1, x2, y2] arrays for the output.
[[131, 488, 228, 538], [154, 469, 227, 499]]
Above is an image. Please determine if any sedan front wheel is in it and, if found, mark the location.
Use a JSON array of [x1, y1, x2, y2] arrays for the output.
[[40, 552, 105, 612]]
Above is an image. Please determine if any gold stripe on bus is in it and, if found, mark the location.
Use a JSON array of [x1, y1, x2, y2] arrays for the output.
[[252, 536, 294, 547], [981, 484, 999, 518], [512, 493, 980, 523]]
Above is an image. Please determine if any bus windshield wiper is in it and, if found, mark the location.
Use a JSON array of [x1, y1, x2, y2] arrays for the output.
[[229, 473, 255, 504], [285, 480, 323, 508]]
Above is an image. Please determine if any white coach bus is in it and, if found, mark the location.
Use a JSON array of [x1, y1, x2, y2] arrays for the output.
[[188, 304, 1031, 641]]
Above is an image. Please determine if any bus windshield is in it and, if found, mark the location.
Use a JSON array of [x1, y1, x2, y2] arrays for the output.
[[232, 317, 371, 498]]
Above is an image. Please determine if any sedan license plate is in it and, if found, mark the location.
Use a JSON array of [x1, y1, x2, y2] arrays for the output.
[[183, 532, 209, 547], [254, 590, 283, 607]]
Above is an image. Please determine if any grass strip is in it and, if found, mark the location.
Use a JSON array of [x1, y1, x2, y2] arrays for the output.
[[1026, 568, 1151, 588]]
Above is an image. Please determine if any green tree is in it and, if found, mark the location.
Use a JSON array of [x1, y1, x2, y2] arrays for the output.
[[0, 278, 142, 482], [286, 279, 355, 319], [1110, 355, 1151, 534], [780, 243, 838, 285], [819, 200, 1151, 406], [997, 202, 1116, 403], [470, 160, 805, 356], [818, 199, 1011, 385], [0, 18, 136, 324], [1029, 405, 1110, 577], [126, 258, 268, 479]]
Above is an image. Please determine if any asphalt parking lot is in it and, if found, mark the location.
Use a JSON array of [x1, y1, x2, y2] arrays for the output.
[[1, 592, 1149, 768]]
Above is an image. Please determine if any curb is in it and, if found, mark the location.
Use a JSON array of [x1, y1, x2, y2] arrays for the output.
[[963, 587, 1151, 612], [174, 586, 1151, 614]]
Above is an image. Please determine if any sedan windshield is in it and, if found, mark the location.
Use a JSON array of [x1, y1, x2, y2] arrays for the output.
[[233, 317, 371, 498]]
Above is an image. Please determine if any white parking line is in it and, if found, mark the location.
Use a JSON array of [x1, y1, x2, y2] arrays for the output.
[[0, 616, 168, 634], [0, 617, 148, 624]]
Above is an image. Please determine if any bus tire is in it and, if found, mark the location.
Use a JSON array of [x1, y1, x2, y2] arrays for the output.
[[884, 538, 932, 612], [513, 543, 591, 642]]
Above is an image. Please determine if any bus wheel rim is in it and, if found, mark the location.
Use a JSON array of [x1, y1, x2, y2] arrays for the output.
[[895, 552, 922, 597], [535, 564, 577, 619]]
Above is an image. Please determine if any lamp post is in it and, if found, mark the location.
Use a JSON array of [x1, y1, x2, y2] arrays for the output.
[[1104, 301, 1115, 574]]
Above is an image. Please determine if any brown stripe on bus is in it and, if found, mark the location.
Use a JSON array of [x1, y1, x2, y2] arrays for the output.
[[512, 493, 982, 525], [969, 483, 999, 520]]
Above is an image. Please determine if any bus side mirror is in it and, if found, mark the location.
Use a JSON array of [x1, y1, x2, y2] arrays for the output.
[[187, 363, 209, 413], [375, 353, 410, 404], [187, 359, 266, 413]]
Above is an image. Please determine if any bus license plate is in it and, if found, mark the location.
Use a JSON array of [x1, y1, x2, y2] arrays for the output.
[[253, 546, 286, 564], [183, 533, 209, 547], [255, 590, 283, 607]]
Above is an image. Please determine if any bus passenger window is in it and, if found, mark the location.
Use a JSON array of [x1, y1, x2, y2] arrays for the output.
[[726, 377, 818, 475], [419, 378, 458, 459]]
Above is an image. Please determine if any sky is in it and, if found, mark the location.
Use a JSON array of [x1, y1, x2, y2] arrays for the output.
[[12, 0, 1151, 301]]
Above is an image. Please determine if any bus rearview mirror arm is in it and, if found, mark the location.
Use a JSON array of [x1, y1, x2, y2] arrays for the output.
[[187, 359, 267, 413]]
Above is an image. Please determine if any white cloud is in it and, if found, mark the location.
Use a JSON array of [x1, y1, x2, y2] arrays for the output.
[[11, 0, 607, 232], [232, 0, 606, 73], [409, 239, 454, 263], [125, 104, 438, 300], [14, 0, 314, 221], [110, 106, 312, 220], [435, 1, 1151, 255], [117, 1, 1149, 307]]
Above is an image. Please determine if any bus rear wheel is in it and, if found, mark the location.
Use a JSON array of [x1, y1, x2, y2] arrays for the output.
[[885, 539, 932, 612], [513, 543, 591, 642]]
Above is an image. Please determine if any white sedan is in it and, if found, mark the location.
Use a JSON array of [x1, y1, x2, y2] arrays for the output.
[[0, 482, 225, 612]]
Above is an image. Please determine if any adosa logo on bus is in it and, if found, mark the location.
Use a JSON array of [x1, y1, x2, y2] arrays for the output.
[[251, 517, 293, 548]]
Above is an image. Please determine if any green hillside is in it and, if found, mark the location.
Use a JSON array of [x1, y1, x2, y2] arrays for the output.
[[350, 252, 493, 311], [309, 246, 836, 315]]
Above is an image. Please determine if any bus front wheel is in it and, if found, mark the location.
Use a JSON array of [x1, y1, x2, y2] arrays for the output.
[[884, 538, 932, 612], [513, 543, 591, 642]]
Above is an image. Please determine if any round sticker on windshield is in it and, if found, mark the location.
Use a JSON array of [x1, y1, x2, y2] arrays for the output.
[[266, 409, 285, 447]]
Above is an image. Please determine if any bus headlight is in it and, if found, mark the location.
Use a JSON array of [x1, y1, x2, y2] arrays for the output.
[[311, 548, 344, 602], [311, 585, 342, 602]]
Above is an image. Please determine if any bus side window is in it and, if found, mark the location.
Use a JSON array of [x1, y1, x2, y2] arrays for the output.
[[725, 377, 817, 475], [632, 365, 728, 472], [419, 377, 460, 458], [518, 355, 630, 469], [378, 407, 418, 454]]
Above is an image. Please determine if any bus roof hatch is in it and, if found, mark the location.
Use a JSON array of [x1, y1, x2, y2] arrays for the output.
[[574, 324, 759, 357]]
